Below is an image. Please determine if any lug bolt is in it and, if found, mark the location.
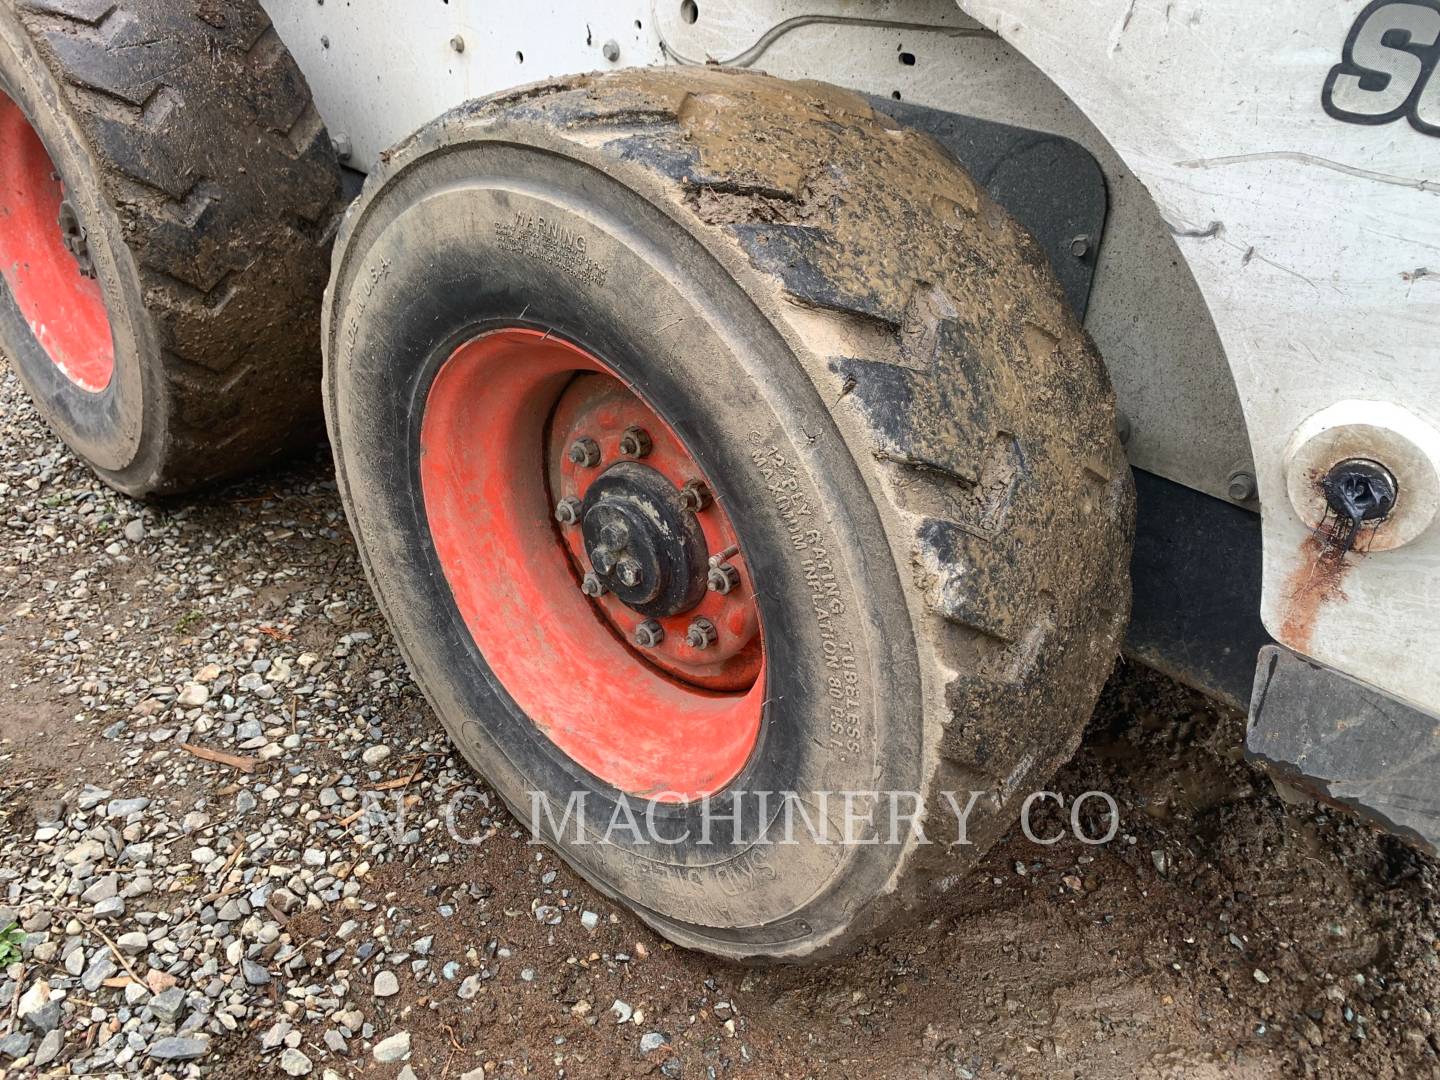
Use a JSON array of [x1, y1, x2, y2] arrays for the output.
[[554, 496, 582, 525], [679, 479, 711, 512], [599, 520, 630, 549], [592, 547, 618, 574], [635, 619, 665, 648], [616, 558, 643, 588], [685, 617, 718, 649], [707, 563, 740, 594], [581, 572, 607, 597], [568, 437, 601, 468], [618, 426, 653, 458]]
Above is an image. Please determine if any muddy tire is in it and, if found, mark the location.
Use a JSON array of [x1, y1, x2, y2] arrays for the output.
[[0, 0, 342, 496], [325, 69, 1134, 961]]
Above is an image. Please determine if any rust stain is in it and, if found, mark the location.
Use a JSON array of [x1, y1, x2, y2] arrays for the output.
[[1279, 531, 1353, 654]]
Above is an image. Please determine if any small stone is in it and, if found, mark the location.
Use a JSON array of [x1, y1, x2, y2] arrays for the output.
[[106, 797, 151, 818], [176, 683, 210, 707], [116, 931, 149, 954], [151, 986, 186, 1023], [149, 1035, 211, 1061], [580, 911, 600, 931], [361, 745, 391, 767], [323, 1029, 348, 1054], [372, 1031, 411, 1063], [280, 1048, 313, 1076], [81, 875, 118, 903], [92, 895, 125, 919], [24, 1001, 62, 1034], [33, 1028, 62, 1067], [640, 1032, 668, 1053], [1253, 968, 1271, 984], [373, 970, 400, 997], [81, 954, 116, 992], [123, 518, 146, 543], [611, 999, 634, 1024], [17, 980, 52, 1024], [261, 1021, 292, 1051], [146, 969, 178, 995], [242, 958, 271, 986], [0, 1032, 33, 1061], [270, 887, 302, 914]]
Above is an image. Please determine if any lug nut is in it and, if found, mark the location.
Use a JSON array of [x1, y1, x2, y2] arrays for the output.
[[580, 572, 607, 597], [592, 547, 618, 574], [618, 426, 653, 458], [634, 619, 664, 648], [679, 479, 711, 512], [616, 558, 643, 588], [707, 563, 740, 594], [554, 496, 582, 525], [568, 437, 601, 468], [685, 617, 718, 650]]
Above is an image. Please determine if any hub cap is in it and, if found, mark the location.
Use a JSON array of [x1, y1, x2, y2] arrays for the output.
[[419, 328, 763, 801], [0, 92, 114, 392]]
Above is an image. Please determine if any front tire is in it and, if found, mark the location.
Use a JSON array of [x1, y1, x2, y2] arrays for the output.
[[324, 69, 1133, 960]]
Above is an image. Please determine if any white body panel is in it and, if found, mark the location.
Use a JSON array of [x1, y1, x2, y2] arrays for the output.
[[266, 0, 1440, 714], [957, 1, 1440, 712]]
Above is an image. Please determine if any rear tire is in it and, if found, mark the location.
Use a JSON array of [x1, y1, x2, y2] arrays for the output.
[[0, 0, 341, 495], [325, 69, 1134, 960]]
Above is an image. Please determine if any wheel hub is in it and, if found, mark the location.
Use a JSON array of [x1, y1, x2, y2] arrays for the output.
[[579, 462, 707, 616], [548, 371, 761, 691]]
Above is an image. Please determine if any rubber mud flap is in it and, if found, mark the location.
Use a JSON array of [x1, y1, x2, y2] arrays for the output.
[[324, 69, 1134, 961], [0, 0, 342, 495]]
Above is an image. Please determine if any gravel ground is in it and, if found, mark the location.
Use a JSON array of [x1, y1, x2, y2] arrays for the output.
[[0, 362, 1437, 1080]]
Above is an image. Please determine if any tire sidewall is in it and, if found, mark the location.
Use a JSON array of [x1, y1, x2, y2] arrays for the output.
[[0, 10, 160, 484], [327, 136, 927, 955]]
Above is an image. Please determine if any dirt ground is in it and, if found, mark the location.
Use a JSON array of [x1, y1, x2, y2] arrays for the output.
[[1, 374, 1437, 1079]]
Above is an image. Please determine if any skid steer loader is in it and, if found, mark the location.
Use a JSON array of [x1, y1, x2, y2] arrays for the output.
[[0, 0, 1434, 959]]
